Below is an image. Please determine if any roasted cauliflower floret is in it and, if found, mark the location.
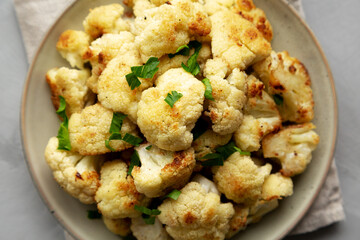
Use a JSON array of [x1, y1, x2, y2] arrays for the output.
[[68, 103, 138, 155], [137, 68, 205, 151], [56, 30, 91, 69], [203, 0, 236, 16], [132, 143, 196, 198], [247, 199, 278, 224], [210, 10, 271, 71], [192, 129, 232, 159], [84, 32, 136, 93], [95, 160, 150, 219], [225, 205, 249, 239], [234, 76, 281, 152], [203, 58, 229, 79], [204, 75, 246, 135], [83, 4, 130, 39], [97, 46, 148, 122], [131, 217, 171, 240], [262, 122, 320, 177], [46, 67, 93, 117], [261, 173, 293, 201], [44, 137, 102, 204], [191, 174, 221, 195], [253, 51, 314, 123], [158, 181, 234, 240], [103, 217, 131, 236], [212, 152, 272, 205]]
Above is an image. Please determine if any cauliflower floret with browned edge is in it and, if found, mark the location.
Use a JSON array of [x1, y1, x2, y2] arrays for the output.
[[68, 103, 138, 155], [234, 76, 281, 152], [262, 122, 320, 177], [83, 4, 130, 39], [203, 0, 236, 16], [132, 143, 196, 198], [212, 152, 272, 205], [137, 68, 205, 151], [96, 160, 150, 219], [261, 173, 293, 201], [225, 205, 249, 239], [97, 46, 148, 122], [131, 217, 171, 240], [226, 68, 247, 92], [44, 137, 103, 204], [103, 217, 131, 236], [204, 75, 246, 135], [56, 30, 91, 69], [253, 51, 314, 123], [83, 32, 136, 93], [210, 10, 271, 71], [46, 67, 93, 117], [158, 180, 234, 240], [192, 129, 232, 160]]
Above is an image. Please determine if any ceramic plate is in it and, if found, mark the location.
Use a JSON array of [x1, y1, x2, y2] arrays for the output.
[[21, 0, 337, 239]]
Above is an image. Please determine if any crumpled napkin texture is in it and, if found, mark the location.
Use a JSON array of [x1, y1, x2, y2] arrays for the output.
[[13, 0, 345, 238]]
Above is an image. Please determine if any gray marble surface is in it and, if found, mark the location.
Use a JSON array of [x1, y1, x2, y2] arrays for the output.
[[0, 0, 359, 239]]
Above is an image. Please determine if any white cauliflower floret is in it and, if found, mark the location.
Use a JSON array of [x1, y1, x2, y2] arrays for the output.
[[247, 199, 278, 224], [210, 10, 271, 71], [253, 51, 314, 123], [131, 217, 171, 240], [191, 174, 220, 195], [137, 68, 205, 151], [83, 4, 130, 39], [204, 75, 246, 135], [44, 137, 103, 204], [97, 45, 148, 122], [234, 76, 281, 152], [212, 152, 272, 205], [261, 173, 293, 201], [203, 0, 236, 16], [203, 58, 229, 79], [95, 160, 150, 219], [132, 143, 196, 198], [192, 129, 232, 160], [130, 0, 155, 17], [226, 68, 247, 92], [84, 32, 136, 93], [46, 67, 93, 117], [56, 30, 90, 69], [103, 217, 131, 236], [225, 205, 249, 239], [158, 181, 234, 240], [68, 103, 138, 155], [262, 122, 320, 177]]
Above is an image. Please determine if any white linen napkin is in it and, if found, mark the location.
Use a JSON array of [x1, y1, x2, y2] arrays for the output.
[[13, 0, 345, 238]]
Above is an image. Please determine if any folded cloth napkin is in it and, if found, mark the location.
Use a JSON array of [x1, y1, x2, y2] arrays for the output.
[[13, 0, 345, 238]]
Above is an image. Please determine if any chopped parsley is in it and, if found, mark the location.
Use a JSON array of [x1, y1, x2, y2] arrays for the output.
[[202, 78, 215, 101], [145, 145, 153, 151], [181, 41, 202, 76], [105, 113, 127, 151], [168, 44, 190, 58], [126, 57, 160, 90], [56, 96, 71, 151], [134, 205, 161, 225], [87, 210, 102, 219], [122, 133, 143, 147], [128, 150, 141, 176], [164, 91, 183, 108], [164, 189, 181, 200], [273, 94, 284, 105]]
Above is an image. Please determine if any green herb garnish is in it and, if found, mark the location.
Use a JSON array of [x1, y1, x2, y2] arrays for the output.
[[128, 150, 141, 176], [56, 96, 71, 151], [164, 91, 183, 108], [87, 210, 102, 219], [273, 94, 284, 105], [202, 78, 215, 101], [164, 189, 181, 200], [168, 44, 190, 58], [122, 133, 143, 147], [234, 146, 251, 156], [134, 205, 161, 225], [181, 41, 202, 76], [126, 57, 160, 90], [145, 145, 153, 150], [105, 113, 127, 151]]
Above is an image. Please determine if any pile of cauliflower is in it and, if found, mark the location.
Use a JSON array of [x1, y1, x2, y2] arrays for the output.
[[44, 0, 320, 239]]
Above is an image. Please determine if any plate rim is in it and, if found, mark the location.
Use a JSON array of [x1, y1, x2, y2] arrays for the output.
[[20, 0, 338, 239]]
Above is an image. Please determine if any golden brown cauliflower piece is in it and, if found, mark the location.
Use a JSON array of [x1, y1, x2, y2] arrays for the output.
[[261, 173, 293, 201], [253, 51, 314, 123], [56, 30, 91, 69], [97, 45, 148, 122], [210, 10, 271, 71], [137, 68, 205, 151], [95, 160, 150, 219], [192, 129, 232, 160], [131, 217, 171, 240], [44, 137, 103, 204], [84, 32, 136, 93], [68, 103, 138, 155], [225, 205, 249, 239], [212, 152, 272, 205], [103, 217, 131, 237], [46, 67, 93, 117], [83, 4, 130, 39], [262, 122, 320, 177], [234, 76, 281, 152], [158, 181, 234, 240], [132, 143, 196, 198]]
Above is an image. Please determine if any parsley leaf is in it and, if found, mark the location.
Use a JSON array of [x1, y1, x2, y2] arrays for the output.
[[200, 142, 249, 166], [273, 94, 284, 105], [109, 112, 127, 134], [122, 133, 143, 146], [126, 57, 160, 90], [168, 44, 190, 58], [202, 78, 215, 101], [164, 91, 183, 108], [56, 96, 71, 151], [105, 133, 122, 152], [164, 189, 181, 200], [134, 205, 161, 225], [201, 158, 224, 167], [87, 210, 102, 219], [181, 41, 202, 76], [128, 150, 141, 176], [145, 145, 152, 150], [234, 146, 251, 156]]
